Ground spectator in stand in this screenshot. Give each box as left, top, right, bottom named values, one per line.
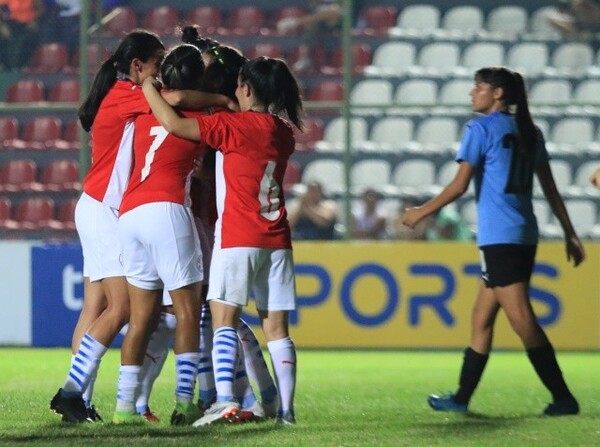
left=0, top=0, right=44, bottom=71
left=277, top=0, right=363, bottom=73
left=287, top=180, right=338, bottom=240
left=427, top=205, right=472, bottom=241
left=391, top=196, right=434, bottom=240
left=350, top=188, right=387, bottom=240
left=547, top=0, right=600, bottom=36
left=41, top=0, right=80, bottom=54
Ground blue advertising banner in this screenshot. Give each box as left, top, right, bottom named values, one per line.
left=31, top=244, right=125, bottom=347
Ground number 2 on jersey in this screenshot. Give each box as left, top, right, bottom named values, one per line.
left=140, top=126, right=169, bottom=182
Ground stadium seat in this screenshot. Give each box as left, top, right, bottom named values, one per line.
left=414, top=117, right=460, bottom=153
left=437, top=160, right=474, bottom=196
left=391, top=159, right=437, bottom=196
left=314, top=117, right=368, bottom=152
left=272, top=6, right=306, bottom=35
left=548, top=117, right=595, bottom=154
left=391, top=4, right=440, bottom=37
left=287, top=46, right=327, bottom=74
left=142, top=6, right=179, bottom=36
left=415, top=42, right=460, bottom=76
left=13, top=197, right=60, bottom=230
left=529, top=79, right=572, bottom=107
left=350, top=159, right=392, bottom=195
left=350, top=79, right=392, bottom=115
left=15, top=116, right=63, bottom=150
left=366, top=117, right=414, bottom=152
left=0, top=196, right=17, bottom=229
left=103, top=6, right=138, bottom=37
left=69, top=43, right=111, bottom=73
left=293, top=117, right=324, bottom=152
left=363, top=41, right=416, bottom=77
left=393, top=79, right=438, bottom=109
left=185, top=6, right=222, bottom=35
left=283, top=160, right=302, bottom=194
left=301, top=159, right=345, bottom=195
left=551, top=42, right=594, bottom=75
left=573, top=79, right=600, bottom=106
left=57, top=198, right=78, bottom=230
left=440, top=6, right=485, bottom=36
left=358, top=6, right=398, bottom=35
left=48, top=79, right=80, bottom=103
left=571, top=160, right=600, bottom=196
left=23, top=42, right=69, bottom=74
left=0, top=159, right=40, bottom=192
left=0, top=116, right=19, bottom=148
left=308, top=81, right=344, bottom=102
left=486, top=6, right=529, bottom=36
left=321, top=44, right=372, bottom=76
left=222, top=6, right=267, bottom=36
left=505, top=42, right=549, bottom=76
left=527, top=6, right=562, bottom=38
left=39, top=160, right=81, bottom=192
left=439, top=79, right=473, bottom=106
left=544, top=199, right=596, bottom=238
left=59, top=120, right=82, bottom=151
left=460, top=42, right=505, bottom=71
left=5, top=80, right=45, bottom=103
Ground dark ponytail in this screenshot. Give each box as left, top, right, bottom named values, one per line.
left=161, top=44, right=204, bottom=91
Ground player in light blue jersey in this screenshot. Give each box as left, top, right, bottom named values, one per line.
left=402, top=66, right=585, bottom=416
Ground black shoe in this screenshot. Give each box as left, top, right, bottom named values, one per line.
left=543, top=397, right=579, bottom=416
left=50, top=388, right=92, bottom=423
left=87, top=405, right=103, bottom=422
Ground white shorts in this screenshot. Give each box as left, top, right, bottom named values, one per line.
left=207, top=247, right=296, bottom=311
left=75, top=192, right=124, bottom=281
left=119, top=202, right=203, bottom=291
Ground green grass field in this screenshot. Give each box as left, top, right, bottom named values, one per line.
left=0, top=348, right=598, bottom=446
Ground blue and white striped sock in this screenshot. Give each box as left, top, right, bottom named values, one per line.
left=62, top=333, right=107, bottom=394
left=197, top=304, right=215, bottom=409
left=175, top=352, right=201, bottom=404
left=212, top=326, right=238, bottom=403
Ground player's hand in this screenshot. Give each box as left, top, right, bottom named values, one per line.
left=566, top=234, right=585, bottom=267
left=402, top=207, right=424, bottom=229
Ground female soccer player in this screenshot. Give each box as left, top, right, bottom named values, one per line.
left=402, top=67, right=584, bottom=416
left=50, top=30, right=166, bottom=424
left=142, top=56, right=303, bottom=425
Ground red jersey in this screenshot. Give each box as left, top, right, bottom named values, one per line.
left=82, top=80, right=150, bottom=209
left=195, top=110, right=295, bottom=249
left=120, top=111, right=207, bottom=215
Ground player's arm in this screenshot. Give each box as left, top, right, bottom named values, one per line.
left=142, top=78, right=201, bottom=141
left=162, top=90, right=239, bottom=112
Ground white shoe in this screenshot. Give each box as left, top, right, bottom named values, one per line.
left=192, top=401, right=240, bottom=427
left=277, top=17, right=300, bottom=34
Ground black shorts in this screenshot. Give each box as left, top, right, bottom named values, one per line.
left=479, top=244, right=537, bottom=288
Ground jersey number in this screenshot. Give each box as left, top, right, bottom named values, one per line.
left=140, top=126, right=169, bottom=182
left=259, top=161, right=282, bottom=221
left=503, top=133, right=534, bottom=195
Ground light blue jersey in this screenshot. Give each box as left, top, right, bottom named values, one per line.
left=456, top=111, right=549, bottom=247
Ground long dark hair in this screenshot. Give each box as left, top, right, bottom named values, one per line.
left=474, top=67, right=537, bottom=156
left=161, top=44, right=204, bottom=91
left=78, top=30, right=165, bottom=132
left=239, top=56, right=304, bottom=131
left=180, top=25, right=220, bottom=53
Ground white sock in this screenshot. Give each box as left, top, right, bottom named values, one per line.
left=267, top=337, right=296, bottom=415
left=63, top=333, right=107, bottom=394
left=233, top=345, right=257, bottom=409
left=116, top=364, right=141, bottom=413
left=212, top=326, right=238, bottom=403
left=238, top=319, right=277, bottom=403
left=175, top=351, right=201, bottom=404
left=135, top=312, right=175, bottom=413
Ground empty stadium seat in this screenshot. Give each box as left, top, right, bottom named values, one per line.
left=550, top=42, right=594, bottom=75
left=460, top=42, right=505, bottom=71
left=13, top=197, right=60, bottom=230
left=23, top=42, right=69, bottom=74
left=14, top=116, right=63, bottom=150
left=59, top=120, right=82, bottom=151
left=573, top=79, right=600, bottom=106
left=5, top=80, right=45, bottom=103
left=321, top=44, right=372, bottom=76
left=413, top=117, right=460, bottom=153
left=301, top=159, right=345, bottom=195
left=350, top=79, right=392, bottom=115
left=0, top=116, right=19, bottom=148
left=534, top=159, right=573, bottom=197
left=0, top=159, right=40, bottom=192
left=527, top=6, right=562, bottom=38
left=273, top=6, right=306, bottom=35
left=314, top=117, right=368, bottom=152
left=529, top=79, right=572, bottom=107
left=363, top=41, right=416, bottom=77
left=69, top=44, right=111, bottom=73
left=414, top=42, right=460, bottom=76
left=308, top=81, right=344, bottom=102
left=440, top=5, right=485, bottom=37
left=544, top=199, right=597, bottom=238
left=390, top=4, right=440, bottom=37
left=505, top=42, right=549, bottom=76
left=438, top=79, right=473, bottom=107
left=142, top=6, right=179, bottom=35
left=366, top=117, right=414, bottom=152
left=350, top=159, right=392, bottom=194
left=186, top=6, right=222, bottom=35
left=57, top=198, right=78, bottom=230
left=245, top=43, right=283, bottom=59
left=548, top=117, right=595, bottom=154
left=391, top=159, right=437, bottom=196
left=39, top=160, right=81, bottom=192
left=437, top=160, right=474, bottom=196
left=486, top=6, right=529, bottom=36
left=293, top=117, right=324, bottom=152
left=222, top=6, right=267, bottom=36
left=0, top=196, right=17, bottom=229
left=48, top=79, right=80, bottom=103
left=103, top=6, right=138, bottom=37
left=393, top=79, right=438, bottom=110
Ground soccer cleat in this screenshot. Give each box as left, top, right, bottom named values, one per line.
left=543, top=397, right=580, bottom=416
left=139, top=407, right=161, bottom=423
left=238, top=400, right=265, bottom=422
left=170, top=402, right=203, bottom=426
left=112, top=410, right=141, bottom=424
left=86, top=405, right=103, bottom=422
left=427, top=393, right=468, bottom=413
left=191, top=401, right=240, bottom=427
left=50, top=388, right=92, bottom=423
left=262, top=398, right=279, bottom=419
left=276, top=410, right=296, bottom=425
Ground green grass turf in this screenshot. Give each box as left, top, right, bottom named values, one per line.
left=0, top=349, right=598, bottom=446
